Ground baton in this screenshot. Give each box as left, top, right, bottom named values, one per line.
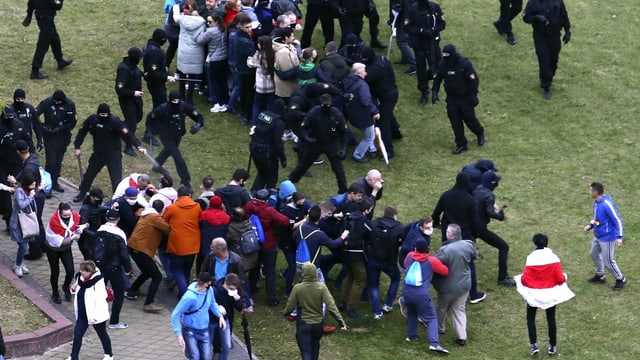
left=77, top=155, right=84, bottom=181
left=387, top=11, right=399, bottom=59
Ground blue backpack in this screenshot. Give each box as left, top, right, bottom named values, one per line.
left=404, top=260, right=424, bottom=287
left=295, top=227, right=320, bottom=271
left=249, top=214, right=265, bottom=243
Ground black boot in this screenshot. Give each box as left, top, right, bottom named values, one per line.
left=370, top=38, right=388, bottom=49
left=30, top=67, right=48, bottom=80
left=419, top=90, right=429, bottom=106
left=57, top=58, right=73, bottom=70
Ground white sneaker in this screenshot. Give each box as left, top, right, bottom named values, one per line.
left=21, top=264, right=29, bottom=274
left=103, top=355, right=114, bottom=360
left=14, top=265, right=23, bottom=278
left=108, top=322, right=128, bottom=329
left=65, top=357, right=71, bottom=360
left=373, top=313, right=383, bottom=320
left=217, top=104, right=228, bottom=112
left=382, top=304, right=393, bottom=313
left=210, top=104, right=221, bottom=113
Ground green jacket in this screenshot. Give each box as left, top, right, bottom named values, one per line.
left=283, top=263, right=345, bottom=327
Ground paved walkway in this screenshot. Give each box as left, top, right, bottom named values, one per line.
left=0, top=179, right=254, bottom=360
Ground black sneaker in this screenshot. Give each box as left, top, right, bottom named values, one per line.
left=404, top=67, right=417, bottom=75
left=64, top=288, right=72, bottom=302
left=30, top=72, right=48, bottom=80
left=529, top=343, right=539, bottom=356
left=57, top=58, right=73, bottom=70
left=498, top=278, right=516, bottom=287
left=543, top=87, right=552, bottom=100
left=124, top=290, right=138, bottom=300
left=548, top=345, right=557, bottom=355
left=469, top=292, right=487, bottom=304
left=73, top=193, right=85, bottom=203
left=506, top=32, right=517, bottom=45
left=51, top=293, right=62, bottom=304
left=588, top=274, right=606, bottom=283
left=452, top=145, right=468, bottom=155
left=613, top=277, right=627, bottom=291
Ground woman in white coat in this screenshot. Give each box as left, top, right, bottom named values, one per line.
left=173, top=0, right=206, bottom=104
left=66, top=260, right=114, bottom=360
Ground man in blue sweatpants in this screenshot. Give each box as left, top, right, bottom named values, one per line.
left=584, top=182, right=627, bottom=291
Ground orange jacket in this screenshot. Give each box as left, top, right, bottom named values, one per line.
left=163, top=196, right=202, bottom=256
left=128, top=209, right=170, bottom=258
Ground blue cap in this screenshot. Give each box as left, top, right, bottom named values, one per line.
left=124, top=186, right=139, bottom=198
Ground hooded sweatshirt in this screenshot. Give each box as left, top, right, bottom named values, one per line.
left=147, top=187, right=178, bottom=214
left=283, top=263, right=345, bottom=326
left=403, top=251, right=448, bottom=297
left=171, top=282, right=223, bottom=334
left=432, top=172, right=482, bottom=240
left=199, top=207, right=231, bottom=254
left=243, top=199, right=290, bottom=249
left=214, top=184, right=251, bottom=215
left=164, top=196, right=203, bottom=255
left=128, top=208, right=170, bottom=258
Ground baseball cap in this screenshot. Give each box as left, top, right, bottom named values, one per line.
left=106, top=209, right=120, bottom=219
left=124, top=186, right=139, bottom=198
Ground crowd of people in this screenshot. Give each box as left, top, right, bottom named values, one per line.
left=3, top=0, right=611, bottom=359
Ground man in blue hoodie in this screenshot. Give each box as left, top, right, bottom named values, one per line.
left=584, top=182, right=627, bottom=291
left=171, top=272, right=225, bottom=360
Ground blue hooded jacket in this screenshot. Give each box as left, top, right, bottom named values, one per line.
left=591, top=195, right=624, bottom=242
left=171, top=282, right=222, bottom=334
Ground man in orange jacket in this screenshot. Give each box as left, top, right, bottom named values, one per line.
left=163, top=186, right=202, bottom=297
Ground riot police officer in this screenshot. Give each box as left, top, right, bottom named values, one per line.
left=148, top=90, right=204, bottom=189
left=36, top=89, right=76, bottom=192
left=72, top=103, right=146, bottom=203
left=288, top=94, right=349, bottom=194
left=432, top=44, right=485, bottom=155
left=523, top=0, right=571, bottom=99
left=12, top=89, right=43, bottom=150
left=405, top=0, right=446, bottom=106
left=143, top=29, right=174, bottom=146
left=250, top=99, right=287, bottom=192
left=116, top=47, right=145, bottom=157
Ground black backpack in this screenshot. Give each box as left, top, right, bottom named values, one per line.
left=366, top=220, right=395, bottom=262
left=92, top=230, right=121, bottom=267
left=240, top=227, right=261, bottom=255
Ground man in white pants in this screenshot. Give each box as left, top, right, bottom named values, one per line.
left=584, top=182, right=627, bottom=291
left=432, top=224, right=477, bottom=346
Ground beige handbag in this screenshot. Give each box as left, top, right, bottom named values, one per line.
left=18, top=202, right=39, bottom=238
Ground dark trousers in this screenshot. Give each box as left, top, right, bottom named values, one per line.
left=119, top=98, right=143, bottom=150
left=32, top=16, right=63, bottom=70
left=253, top=248, right=277, bottom=304
left=156, top=135, right=191, bottom=186
left=252, top=92, right=275, bottom=126
left=296, top=322, right=324, bottom=360
left=147, top=82, right=168, bottom=110
left=282, top=248, right=296, bottom=296
left=446, top=97, right=484, bottom=147
left=497, top=0, right=523, bottom=33
left=168, top=253, right=195, bottom=297
left=533, top=33, right=562, bottom=89
left=165, top=35, right=178, bottom=70
left=364, top=2, right=380, bottom=39
left=404, top=292, right=439, bottom=345
left=178, top=72, right=199, bottom=105
left=300, top=3, right=335, bottom=49
left=70, top=320, right=112, bottom=360
left=527, top=305, right=556, bottom=347
left=45, top=247, right=74, bottom=295
left=28, top=191, right=46, bottom=256
left=44, top=138, right=68, bottom=185
left=250, top=144, right=279, bottom=191
left=396, top=25, right=416, bottom=66
left=129, top=249, right=162, bottom=305
left=339, top=13, right=365, bottom=47
left=78, top=152, right=122, bottom=194
left=289, top=145, right=348, bottom=194
left=101, top=266, right=125, bottom=324
left=477, top=228, right=510, bottom=281
left=469, top=260, right=481, bottom=298
left=414, top=46, right=441, bottom=92
left=378, top=90, right=398, bottom=156
left=207, top=60, right=229, bottom=105
left=239, top=73, right=256, bottom=121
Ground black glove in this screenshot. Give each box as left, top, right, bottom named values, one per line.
left=431, top=92, right=439, bottom=105
left=337, top=7, right=347, bottom=16
left=420, top=28, right=433, bottom=37
left=190, top=123, right=203, bottom=134
left=472, top=93, right=479, bottom=107
left=49, top=128, right=60, bottom=135
left=280, top=159, right=287, bottom=168
left=534, top=15, right=548, bottom=23
left=562, top=31, right=571, bottom=44
left=36, top=142, right=44, bottom=152
left=337, top=150, right=346, bottom=160
left=22, top=15, right=32, bottom=27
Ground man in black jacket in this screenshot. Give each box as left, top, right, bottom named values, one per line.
left=143, top=29, right=174, bottom=146
left=72, top=103, right=146, bottom=202
left=432, top=44, right=485, bottom=155
left=214, top=169, right=252, bottom=214
left=366, top=206, right=404, bottom=318
left=116, top=47, right=145, bottom=157
left=472, top=171, right=515, bottom=286
left=23, top=0, right=73, bottom=79
left=432, top=172, right=486, bottom=304
left=78, top=188, right=106, bottom=260
left=148, top=90, right=204, bottom=189
left=12, top=89, right=43, bottom=150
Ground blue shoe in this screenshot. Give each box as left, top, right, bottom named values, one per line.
left=429, top=344, right=450, bottom=354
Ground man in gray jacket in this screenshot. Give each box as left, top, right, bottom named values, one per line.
left=432, top=224, right=477, bottom=346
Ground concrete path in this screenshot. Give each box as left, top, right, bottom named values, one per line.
left=0, top=179, right=255, bottom=360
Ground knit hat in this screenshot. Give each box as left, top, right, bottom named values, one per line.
left=152, top=28, right=167, bottom=45
left=15, top=140, right=29, bottom=152
left=345, top=33, right=359, bottom=46
left=52, top=90, right=66, bottom=102
left=97, top=103, right=110, bottom=114
left=124, top=186, right=139, bottom=198
left=209, top=195, right=223, bottom=209
left=359, top=45, right=375, bottom=64
left=415, top=239, right=429, bottom=253
left=89, top=188, right=105, bottom=200
left=476, top=159, right=498, bottom=172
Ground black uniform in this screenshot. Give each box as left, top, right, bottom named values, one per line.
left=74, top=103, right=141, bottom=196
left=364, top=0, right=386, bottom=48
left=250, top=101, right=287, bottom=192
left=143, top=30, right=170, bottom=144
left=116, top=49, right=144, bottom=154
left=148, top=91, right=204, bottom=188
left=36, top=90, right=77, bottom=189
left=300, top=0, right=336, bottom=49
left=336, top=0, right=369, bottom=46
left=12, top=89, right=43, bottom=150
left=495, top=0, right=523, bottom=43
left=405, top=0, right=446, bottom=104
left=523, top=0, right=571, bottom=97
left=432, top=44, right=485, bottom=154
left=288, top=100, right=349, bottom=194
left=25, top=0, right=71, bottom=77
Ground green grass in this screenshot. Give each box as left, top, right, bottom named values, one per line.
left=1, top=0, right=640, bottom=358
left=0, top=276, right=51, bottom=335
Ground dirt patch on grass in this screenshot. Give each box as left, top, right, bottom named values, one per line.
left=0, top=276, right=51, bottom=336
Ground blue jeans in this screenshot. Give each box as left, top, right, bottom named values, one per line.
left=396, top=24, right=416, bottom=66
left=168, top=253, right=196, bottom=297
left=183, top=325, right=211, bottom=360
left=353, top=125, right=376, bottom=159
left=252, top=92, right=275, bottom=126
left=296, top=321, right=324, bottom=360
left=70, top=320, right=112, bottom=360
left=207, top=60, right=229, bottom=105
left=227, top=67, right=240, bottom=111
left=210, top=318, right=231, bottom=360
left=282, top=249, right=297, bottom=296
left=157, top=246, right=174, bottom=281
left=16, top=242, right=28, bottom=266
left=404, top=293, right=440, bottom=346
left=367, top=259, right=400, bottom=315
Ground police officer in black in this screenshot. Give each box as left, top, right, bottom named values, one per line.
left=148, top=90, right=204, bottom=189
left=405, top=0, right=446, bottom=106
left=494, top=0, right=523, bottom=45
left=116, top=47, right=145, bottom=157
left=336, top=0, right=369, bottom=47
left=72, top=103, right=146, bottom=203
left=432, top=44, right=485, bottom=155
left=36, top=89, right=76, bottom=192
left=288, top=94, right=349, bottom=194
left=143, top=29, right=175, bottom=146
left=12, top=89, right=43, bottom=151
left=523, top=0, right=571, bottom=100
left=300, top=0, right=335, bottom=49
left=250, top=99, right=287, bottom=192
left=23, top=0, right=73, bottom=79
left=78, top=188, right=106, bottom=260
left=364, top=0, right=387, bottom=49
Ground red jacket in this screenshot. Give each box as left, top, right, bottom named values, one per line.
left=243, top=199, right=290, bottom=249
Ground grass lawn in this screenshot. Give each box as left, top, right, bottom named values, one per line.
left=1, top=0, right=640, bottom=358
left=0, top=276, right=51, bottom=335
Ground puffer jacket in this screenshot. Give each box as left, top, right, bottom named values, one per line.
left=71, top=269, right=111, bottom=324
left=174, top=7, right=206, bottom=74
left=196, top=25, right=228, bottom=62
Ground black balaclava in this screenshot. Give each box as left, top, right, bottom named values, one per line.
left=97, top=103, right=110, bottom=120
left=127, top=47, right=143, bottom=66
left=443, top=44, right=460, bottom=67
left=169, top=90, right=181, bottom=111
left=152, top=29, right=167, bottom=46
left=13, top=89, right=26, bottom=109
left=319, top=93, right=332, bottom=112
left=52, top=90, right=66, bottom=104
left=2, top=105, right=16, bottom=121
